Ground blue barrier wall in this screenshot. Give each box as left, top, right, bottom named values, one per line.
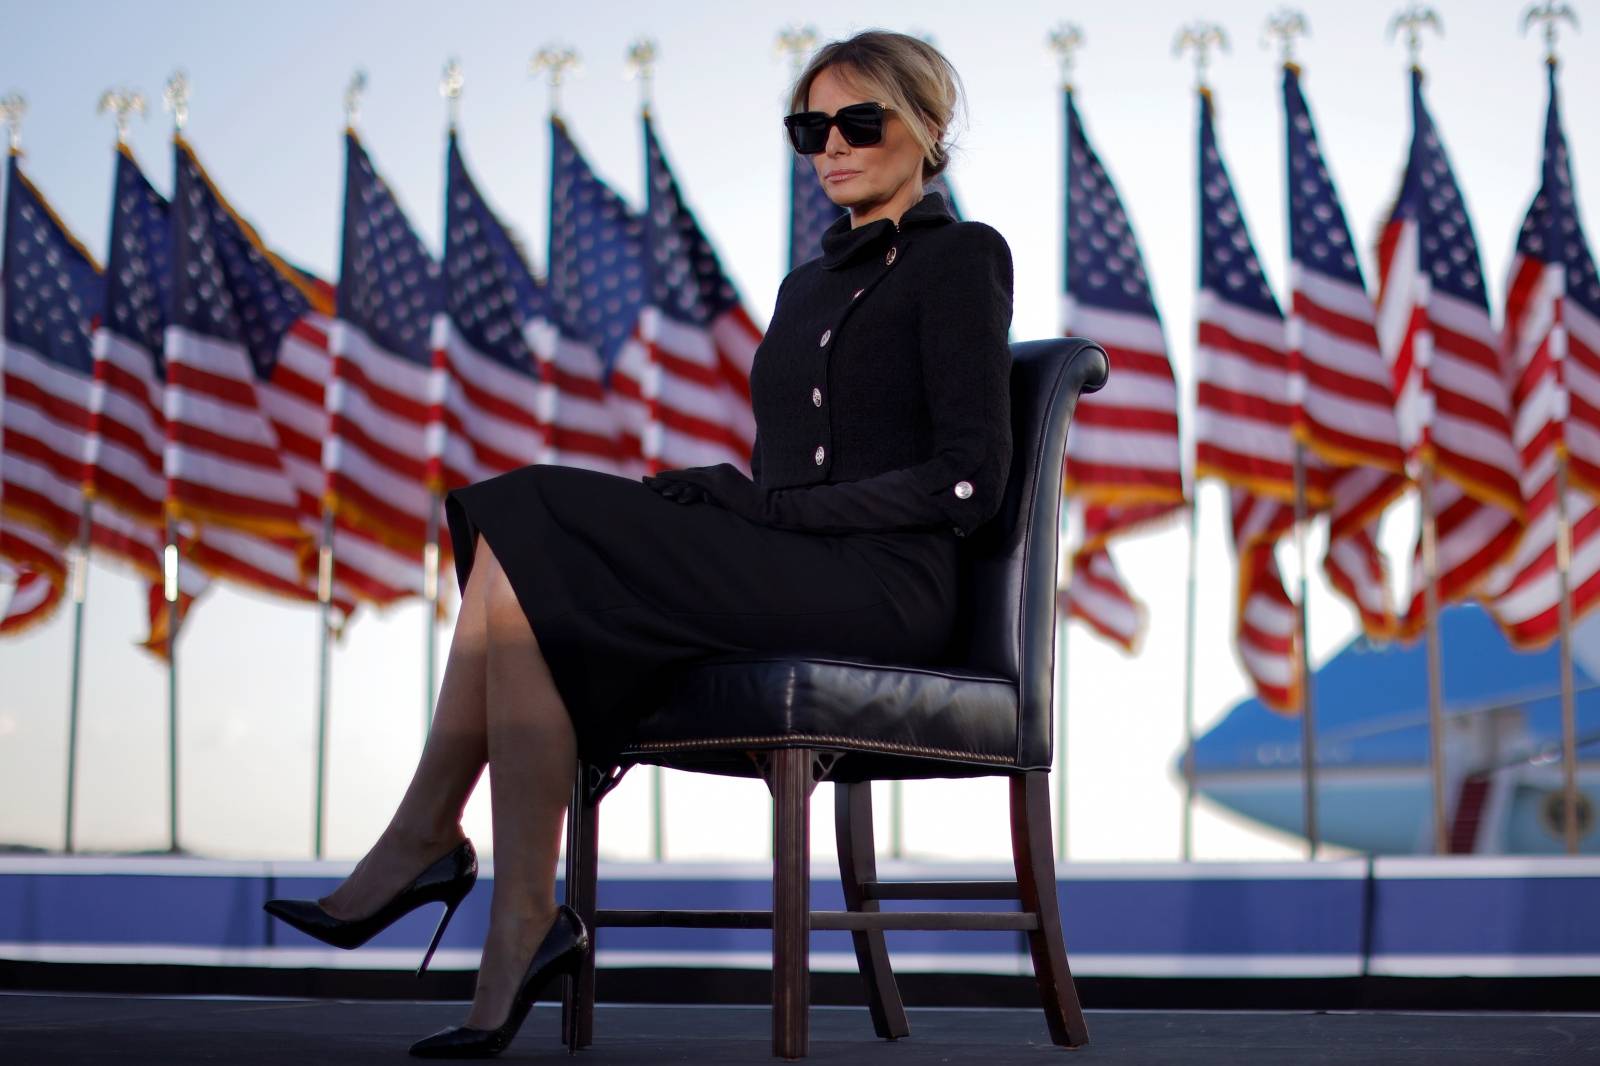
left=2, top=856, right=1595, bottom=978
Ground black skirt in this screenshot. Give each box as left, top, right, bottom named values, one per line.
left=443, top=463, right=960, bottom=768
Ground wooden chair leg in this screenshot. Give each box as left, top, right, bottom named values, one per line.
left=1010, top=771, right=1089, bottom=1047
left=834, top=781, right=910, bottom=1040
left=772, top=747, right=816, bottom=1059
left=561, top=761, right=600, bottom=1052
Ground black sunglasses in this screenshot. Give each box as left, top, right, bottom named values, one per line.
left=783, top=102, right=895, bottom=155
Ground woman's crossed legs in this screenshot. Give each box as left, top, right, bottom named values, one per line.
left=316, top=532, right=576, bottom=1030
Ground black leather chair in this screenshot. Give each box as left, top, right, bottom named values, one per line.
left=560, top=337, right=1110, bottom=1059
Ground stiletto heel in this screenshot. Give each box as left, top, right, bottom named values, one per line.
left=264, top=838, right=477, bottom=977
left=417, top=895, right=465, bottom=978
left=409, top=904, right=590, bottom=1059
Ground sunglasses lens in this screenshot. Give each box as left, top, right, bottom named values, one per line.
left=785, top=113, right=828, bottom=154
left=836, top=104, right=884, bottom=146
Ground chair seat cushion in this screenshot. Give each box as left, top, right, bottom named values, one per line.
left=620, top=655, right=1022, bottom=781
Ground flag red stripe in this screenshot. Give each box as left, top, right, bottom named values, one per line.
left=328, top=414, right=429, bottom=482
left=330, top=355, right=433, bottom=426
left=1195, top=381, right=1295, bottom=426
left=1071, top=403, right=1181, bottom=434
left=1197, top=320, right=1283, bottom=370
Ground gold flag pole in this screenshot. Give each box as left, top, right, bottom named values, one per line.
left=0, top=94, right=23, bottom=153
left=531, top=45, right=581, bottom=122
left=773, top=24, right=819, bottom=79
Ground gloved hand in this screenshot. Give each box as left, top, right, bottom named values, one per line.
left=643, top=463, right=767, bottom=522
left=644, top=474, right=714, bottom=505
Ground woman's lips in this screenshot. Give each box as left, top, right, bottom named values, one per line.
left=826, top=171, right=859, bottom=183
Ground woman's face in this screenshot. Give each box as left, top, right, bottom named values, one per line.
left=805, top=65, right=925, bottom=218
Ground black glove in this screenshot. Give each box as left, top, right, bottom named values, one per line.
left=643, top=464, right=767, bottom=522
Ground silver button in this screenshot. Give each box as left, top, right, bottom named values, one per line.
left=814, top=445, right=825, bottom=465
left=885, top=246, right=898, bottom=266
left=852, top=287, right=864, bottom=300
left=819, top=328, right=831, bottom=346
left=811, top=387, right=822, bottom=406
left=953, top=480, right=973, bottom=499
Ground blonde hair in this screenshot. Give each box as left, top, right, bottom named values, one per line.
left=785, top=30, right=967, bottom=184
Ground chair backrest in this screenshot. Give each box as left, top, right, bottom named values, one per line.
left=947, top=337, right=1109, bottom=768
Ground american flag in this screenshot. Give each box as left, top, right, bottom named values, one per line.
left=626, top=114, right=758, bottom=472
left=1060, top=541, right=1146, bottom=651
left=788, top=153, right=842, bottom=271
left=788, top=154, right=964, bottom=270
left=168, top=137, right=364, bottom=618
left=1230, top=490, right=1299, bottom=709
left=167, top=137, right=313, bottom=544
left=0, top=152, right=194, bottom=649
left=255, top=288, right=420, bottom=611
left=86, top=144, right=212, bottom=648
left=1375, top=69, right=1525, bottom=635
left=136, top=568, right=200, bottom=659
left=0, top=153, right=101, bottom=642
left=1, top=154, right=101, bottom=550
left=90, top=145, right=170, bottom=534
left=547, top=116, right=649, bottom=475
left=524, top=291, right=626, bottom=474
left=1058, top=87, right=1185, bottom=653
left=0, top=520, right=64, bottom=634
left=437, top=131, right=613, bottom=489
left=328, top=131, right=446, bottom=553
left=441, top=131, right=623, bottom=476
left=93, top=146, right=409, bottom=649
left=1191, top=89, right=1301, bottom=711
left=1482, top=63, right=1600, bottom=646
left=1282, top=65, right=1408, bottom=638
left=433, top=130, right=543, bottom=487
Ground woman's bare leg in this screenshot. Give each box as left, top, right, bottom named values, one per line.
left=313, top=530, right=577, bottom=1029
left=317, top=533, right=497, bottom=919
left=461, top=535, right=576, bottom=1028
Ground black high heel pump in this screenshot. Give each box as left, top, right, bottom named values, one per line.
left=263, top=837, right=477, bottom=977
left=408, top=904, right=590, bottom=1058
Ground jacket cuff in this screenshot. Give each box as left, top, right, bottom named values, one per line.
left=910, top=461, right=1004, bottom=537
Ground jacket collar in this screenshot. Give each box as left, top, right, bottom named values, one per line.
left=818, top=189, right=955, bottom=270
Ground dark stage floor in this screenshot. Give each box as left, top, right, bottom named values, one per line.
left=3, top=993, right=1599, bottom=1064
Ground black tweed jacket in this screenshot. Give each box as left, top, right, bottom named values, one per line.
left=653, top=189, right=1015, bottom=539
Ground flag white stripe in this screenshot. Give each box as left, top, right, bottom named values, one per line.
left=1059, top=300, right=1169, bottom=353
left=1195, top=409, right=1296, bottom=465
left=1068, top=428, right=1188, bottom=470
left=322, top=441, right=433, bottom=517
left=0, top=343, right=94, bottom=415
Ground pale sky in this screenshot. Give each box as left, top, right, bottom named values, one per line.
left=1, top=0, right=1596, bottom=865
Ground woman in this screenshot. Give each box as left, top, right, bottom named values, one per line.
left=264, top=29, right=1014, bottom=1058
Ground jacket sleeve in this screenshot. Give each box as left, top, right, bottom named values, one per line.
left=760, top=223, right=1015, bottom=537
